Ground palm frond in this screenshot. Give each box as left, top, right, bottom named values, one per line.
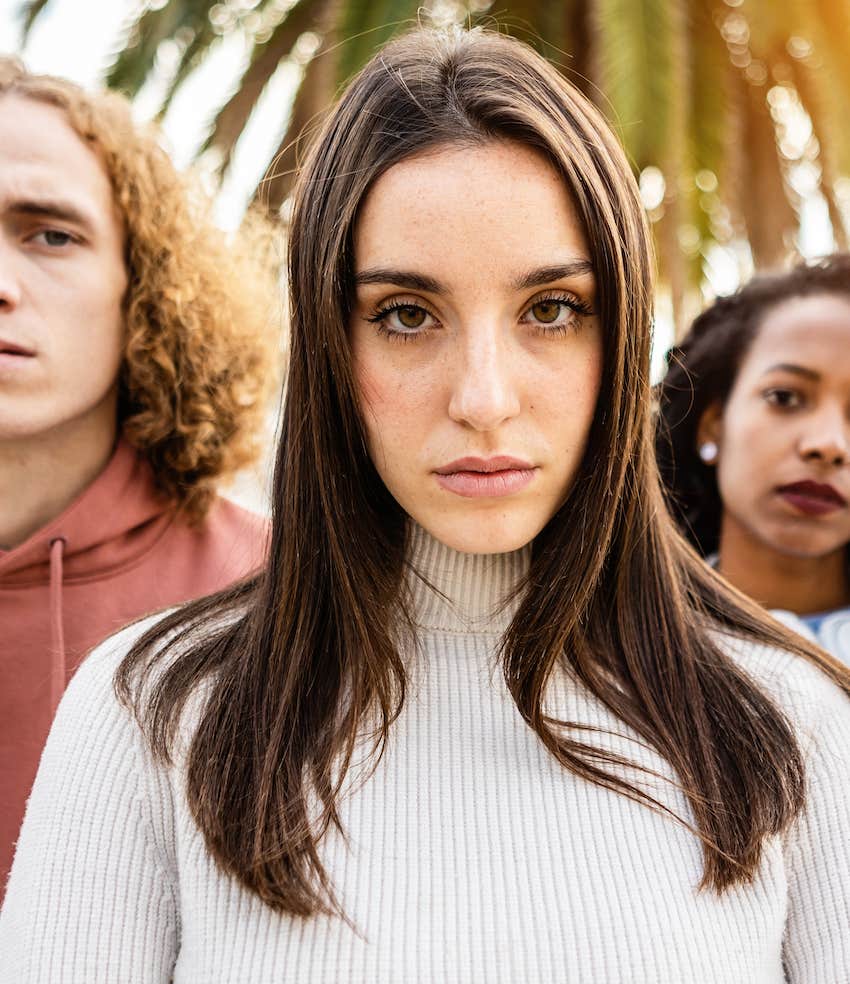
left=786, top=60, right=849, bottom=248
left=684, top=0, right=734, bottom=268
left=204, top=0, right=330, bottom=171
left=256, top=34, right=338, bottom=212
left=742, top=0, right=789, bottom=59
left=688, top=3, right=729, bottom=184
left=157, top=18, right=218, bottom=118
left=334, top=0, right=427, bottom=89
left=86, top=0, right=849, bottom=292
left=793, top=2, right=850, bottom=175
left=17, top=0, right=51, bottom=41
left=256, top=0, right=440, bottom=210
left=738, top=72, right=796, bottom=267
left=105, top=0, right=212, bottom=97
left=745, top=0, right=848, bottom=249
left=590, top=0, right=689, bottom=172
left=538, top=0, right=594, bottom=99
left=812, top=0, right=850, bottom=96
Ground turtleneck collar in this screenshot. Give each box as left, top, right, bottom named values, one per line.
left=405, top=523, right=531, bottom=634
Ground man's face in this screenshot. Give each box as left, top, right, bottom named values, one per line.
left=0, top=95, right=127, bottom=445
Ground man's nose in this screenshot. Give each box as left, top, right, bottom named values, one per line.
left=447, top=331, right=521, bottom=432
left=0, top=239, right=23, bottom=311
left=798, top=406, right=850, bottom=467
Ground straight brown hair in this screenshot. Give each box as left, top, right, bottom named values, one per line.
left=117, top=26, right=850, bottom=917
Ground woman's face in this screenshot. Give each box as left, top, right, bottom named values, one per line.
left=699, top=293, right=850, bottom=560
left=350, top=139, right=603, bottom=554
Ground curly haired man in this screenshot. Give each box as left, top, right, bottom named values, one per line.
left=0, top=59, right=280, bottom=893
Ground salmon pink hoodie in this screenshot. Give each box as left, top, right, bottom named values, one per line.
left=0, top=439, right=268, bottom=894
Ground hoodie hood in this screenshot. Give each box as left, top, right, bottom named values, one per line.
left=0, top=438, right=171, bottom=587
left=0, top=438, right=175, bottom=715
left=0, top=438, right=268, bottom=898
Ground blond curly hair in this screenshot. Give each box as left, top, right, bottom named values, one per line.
left=0, top=57, right=282, bottom=521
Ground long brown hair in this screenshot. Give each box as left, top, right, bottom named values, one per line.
left=117, top=27, right=850, bottom=917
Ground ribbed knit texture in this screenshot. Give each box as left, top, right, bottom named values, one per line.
left=2, top=526, right=849, bottom=982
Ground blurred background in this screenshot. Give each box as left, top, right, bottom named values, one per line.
left=3, top=0, right=849, bottom=508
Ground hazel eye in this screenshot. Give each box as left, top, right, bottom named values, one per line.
left=520, top=292, right=591, bottom=333
left=530, top=300, right=562, bottom=324
left=371, top=302, right=438, bottom=337
left=395, top=305, right=427, bottom=329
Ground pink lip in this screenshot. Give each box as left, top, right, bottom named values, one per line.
left=777, top=480, right=847, bottom=517
left=0, top=339, right=35, bottom=357
left=434, top=456, right=537, bottom=499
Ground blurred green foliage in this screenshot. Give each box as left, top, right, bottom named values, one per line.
left=20, top=0, right=850, bottom=327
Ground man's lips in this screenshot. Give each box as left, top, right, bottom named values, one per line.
left=777, top=480, right=847, bottom=517
left=434, top=456, right=537, bottom=498
left=0, top=339, right=35, bottom=357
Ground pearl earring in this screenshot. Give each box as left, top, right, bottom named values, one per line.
left=698, top=441, right=718, bottom=464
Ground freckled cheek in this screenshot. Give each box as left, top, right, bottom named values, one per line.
left=355, top=345, right=436, bottom=409
left=538, top=348, right=603, bottom=429
left=355, top=361, right=408, bottom=417
left=353, top=362, right=382, bottom=415
left=353, top=359, right=437, bottom=460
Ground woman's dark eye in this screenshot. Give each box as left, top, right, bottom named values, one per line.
left=367, top=301, right=437, bottom=338
left=530, top=300, right=563, bottom=324
left=395, top=305, right=427, bottom=329
left=765, top=388, right=802, bottom=409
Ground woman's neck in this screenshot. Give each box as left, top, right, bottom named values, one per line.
left=406, top=524, right=531, bottom=633
left=717, top=515, right=850, bottom=615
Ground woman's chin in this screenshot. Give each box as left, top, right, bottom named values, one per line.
left=412, top=511, right=544, bottom=555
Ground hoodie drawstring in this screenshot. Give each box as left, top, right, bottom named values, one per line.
left=49, top=536, right=67, bottom=712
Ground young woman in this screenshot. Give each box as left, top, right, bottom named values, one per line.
left=2, top=27, right=848, bottom=983
left=656, top=257, right=850, bottom=663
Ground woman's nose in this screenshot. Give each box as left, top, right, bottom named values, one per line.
left=447, top=331, right=521, bottom=432
left=798, top=408, right=850, bottom=467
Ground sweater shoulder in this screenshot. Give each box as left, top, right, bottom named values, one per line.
left=0, top=612, right=182, bottom=978
left=716, top=631, right=850, bottom=738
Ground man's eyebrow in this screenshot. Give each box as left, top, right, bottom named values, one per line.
left=763, top=362, right=821, bottom=381
left=353, top=259, right=595, bottom=295
left=9, top=198, right=96, bottom=232
left=511, top=260, right=594, bottom=291
left=353, top=268, right=446, bottom=294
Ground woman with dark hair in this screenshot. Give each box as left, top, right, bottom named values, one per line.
left=656, top=256, right=850, bottom=663
left=2, top=27, right=848, bottom=982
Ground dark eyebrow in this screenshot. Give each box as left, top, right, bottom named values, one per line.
left=763, top=362, right=821, bottom=382
left=353, top=259, right=595, bottom=295
left=9, top=199, right=96, bottom=233
left=511, top=260, right=594, bottom=291
left=353, top=268, right=446, bottom=293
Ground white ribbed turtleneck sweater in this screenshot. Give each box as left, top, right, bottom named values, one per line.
left=2, top=529, right=849, bottom=983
